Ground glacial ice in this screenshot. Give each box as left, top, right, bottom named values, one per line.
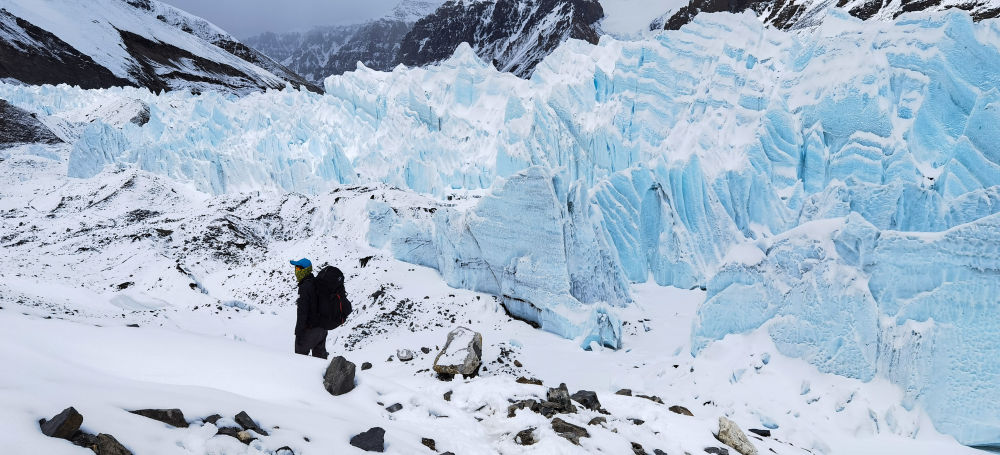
left=2, top=9, right=999, bottom=445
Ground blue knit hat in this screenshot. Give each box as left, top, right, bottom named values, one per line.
left=289, top=258, right=312, bottom=268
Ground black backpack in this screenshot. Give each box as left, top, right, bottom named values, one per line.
left=314, top=266, right=352, bottom=330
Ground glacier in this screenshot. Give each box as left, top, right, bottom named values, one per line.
left=2, top=9, right=1000, bottom=446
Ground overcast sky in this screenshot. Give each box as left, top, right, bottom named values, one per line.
left=165, top=0, right=399, bottom=38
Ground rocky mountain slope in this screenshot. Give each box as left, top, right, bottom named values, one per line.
left=0, top=0, right=319, bottom=95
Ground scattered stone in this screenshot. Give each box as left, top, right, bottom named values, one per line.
left=513, top=360, right=523, bottom=368
left=385, top=403, right=403, bottom=413
left=397, top=349, right=414, bottom=362
left=129, top=409, right=188, bottom=428
left=361, top=362, right=373, bottom=370
left=654, top=450, right=668, bottom=455
left=551, top=418, right=590, bottom=445
left=545, top=383, right=576, bottom=413
left=203, top=414, right=222, bottom=425
left=443, top=391, right=452, bottom=401
left=705, top=448, right=730, bottom=455
left=216, top=427, right=242, bottom=440
left=275, top=446, right=295, bottom=455
left=570, top=390, right=601, bottom=411
left=629, top=418, right=645, bottom=425
left=420, top=347, right=431, bottom=354
left=421, top=437, right=436, bottom=451
left=715, top=417, right=757, bottom=455
left=615, top=389, right=632, bottom=396
left=507, top=400, right=536, bottom=418
left=516, top=376, right=543, bottom=385
left=632, top=442, right=648, bottom=455
left=514, top=428, right=537, bottom=445
left=350, top=427, right=386, bottom=452
left=669, top=405, right=694, bottom=416
left=95, top=433, right=132, bottom=455
left=234, top=411, right=268, bottom=436
left=637, top=394, right=664, bottom=404
left=323, top=356, right=357, bottom=396
left=433, top=327, right=483, bottom=378
left=40, top=407, right=83, bottom=439
left=587, top=416, right=607, bottom=426
left=236, top=430, right=256, bottom=444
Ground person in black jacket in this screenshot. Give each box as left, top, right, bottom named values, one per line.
left=290, top=258, right=329, bottom=359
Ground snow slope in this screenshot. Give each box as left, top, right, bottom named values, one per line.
left=1, top=7, right=999, bottom=448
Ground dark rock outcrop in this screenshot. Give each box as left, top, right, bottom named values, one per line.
left=324, top=356, right=357, bottom=396
left=350, top=427, right=386, bottom=452
left=129, top=408, right=188, bottom=428
left=39, top=407, right=83, bottom=440
left=234, top=411, right=268, bottom=436
left=0, top=100, right=62, bottom=147
left=551, top=417, right=589, bottom=445
left=570, top=390, right=601, bottom=411
left=95, top=433, right=132, bottom=455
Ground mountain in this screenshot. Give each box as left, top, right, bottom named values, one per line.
left=662, top=0, right=1000, bottom=30
left=0, top=0, right=320, bottom=95
left=244, top=0, right=445, bottom=84
left=398, top=0, right=605, bottom=77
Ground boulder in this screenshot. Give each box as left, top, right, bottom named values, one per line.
left=129, top=409, right=188, bottom=428
left=669, top=405, right=693, bottom=416
left=705, top=448, right=730, bottom=455
left=551, top=418, right=589, bottom=445
left=615, top=389, right=632, bottom=396
left=397, top=349, right=414, bottom=362
left=71, top=431, right=98, bottom=449
left=234, top=411, right=268, bottom=436
left=96, top=433, right=132, bottom=455
left=507, top=400, right=536, bottom=418
left=632, top=442, right=647, bottom=455
left=637, top=394, right=663, bottom=404
left=236, top=430, right=256, bottom=445
left=350, top=427, right=386, bottom=452
left=361, top=362, right=373, bottom=370
left=570, top=390, right=601, bottom=411
left=432, top=327, right=483, bottom=377
left=323, top=356, right=357, bottom=396
left=514, top=428, right=537, bottom=445
left=547, top=383, right=575, bottom=412
left=385, top=403, right=403, bottom=413
left=516, top=376, right=543, bottom=385
left=748, top=428, right=771, bottom=437
left=421, top=437, right=436, bottom=451
left=588, top=416, right=607, bottom=426
left=40, top=407, right=83, bottom=440
left=715, top=417, right=757, bottom=455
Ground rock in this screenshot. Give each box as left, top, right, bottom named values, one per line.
left=570, top=390, right=601, bottom=411
left=234, top=411, right=268, bottom=436
left=546, top=383, right=576, bottom=413
left=397, top=349, right=414, bottom=361
left=507, top=400, right=536, bottom=418
left=632, top=442, right=647, bottom=455
left=216, top=427, right=242, bottom=440
left=421, top=437, right=436, bottom=451
left=96, top=433, right=132, bottom=455
left=443, top=391, right=452, bottom=401
left=531, top=401, right=563, bottom=418
left=588, top=416, right=607, bottom=426
left=421, top=347, right=431, bottom=354
left=275, top=446, right=295, bottom=455
left=551, top=418, right=590, bottom=445
left=203, top=414, right=222, bottom=425
left=71, top=431, right=98, bottom=449
left=323, top=356, right=357, bottom=396
left=629, top=418, right=645, bottom=425
left=637, top=394, right=664, bottom=404
left=236, top=430, right=256, bottom=445
left=385, top=403, right=403, bottom=413
left=669, top=405, right=694, bottom=416
left=515, top=376, right=543, bottom=385
left=361, top=362, right=373, bottom=370
left=748, top=428, right=771, bottom=438
left=350, top=427, right=386, bottom=452
left=615, top=389, right=632, bottom=396
left=432, top=327, right=483, bottom=377
left=513, top=360, right=523, bottom=368
left=654, top=450, right=668, bottom=455
left=40, top=407, right=83, bottom=440
left=705, top=448, right=730, bottom=455
left=129, top=409, right=188, bottom=428
left=514, top=428, right=537, bottom=445
left=715, top=417, right=757, bottom=455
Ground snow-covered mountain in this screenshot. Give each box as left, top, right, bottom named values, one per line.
left=0, top=0, right=320, bottom=95
left=244, top=0, right=446, bottom=84
left=398, top=0, right=605, bottom=77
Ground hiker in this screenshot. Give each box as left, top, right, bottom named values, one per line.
left=291, top=258, right=328, bottom=359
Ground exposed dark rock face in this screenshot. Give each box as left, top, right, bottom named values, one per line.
left=0, top=9, right=131, bottom=89
left=350, top=427, right=386, bottom=452
left=210, top=39, right=321, bottom=93
left=398, top=0, right=604, bottom=78
left=320, top=19, right=413, bottom=77
left=129, top=408, right=189, bottom=428
left=0, top=100, right=62, bottom=146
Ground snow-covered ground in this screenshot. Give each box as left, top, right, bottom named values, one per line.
left=0, top=142, right=987, bottom=454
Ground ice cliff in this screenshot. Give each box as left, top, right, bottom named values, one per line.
left=2, top=9, right=999, bottom=446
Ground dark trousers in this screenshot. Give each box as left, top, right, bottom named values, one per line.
left=294, top=327, right=329, bottom=359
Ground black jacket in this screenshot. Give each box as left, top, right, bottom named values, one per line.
left=295, top=274, right=319, bottom=336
